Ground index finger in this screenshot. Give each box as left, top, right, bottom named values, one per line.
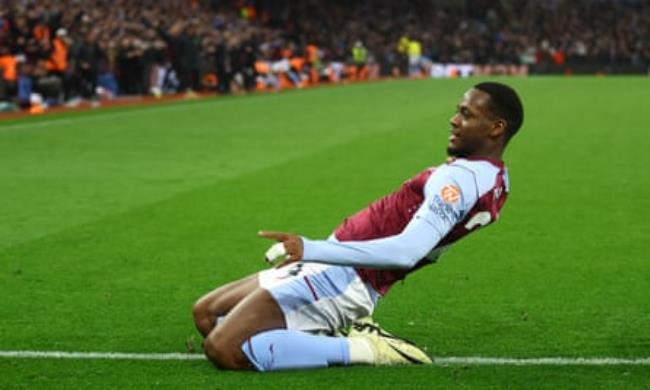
left=258, top=230, right=290, bottom=241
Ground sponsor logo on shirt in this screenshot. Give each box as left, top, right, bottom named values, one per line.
left=441, top=184, right=461, bottom=204
left=429, top=195, right=461, bottom=224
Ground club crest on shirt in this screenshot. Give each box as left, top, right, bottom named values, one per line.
left=441, top=184, right=461, bottom=204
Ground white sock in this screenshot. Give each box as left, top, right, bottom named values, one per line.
left=347, top=337, right=375, bottom=364
left=242, top=330, right=350, bottom=371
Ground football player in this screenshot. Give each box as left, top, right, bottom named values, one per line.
left=193, top=82, right=524, bottom=371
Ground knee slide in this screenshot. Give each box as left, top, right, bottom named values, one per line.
left=203, top=336, right=250, bottom=370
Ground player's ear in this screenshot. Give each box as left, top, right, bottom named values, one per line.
left=489, top=119, right=506, bottom=139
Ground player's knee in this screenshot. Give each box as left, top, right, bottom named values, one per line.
left=192, top=299, right=203, bottom=323
left=192, top=299, right=212, bottom=336
left=203, top=336, right=246, bottom=370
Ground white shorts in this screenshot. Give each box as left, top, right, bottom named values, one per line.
left=259, top=262, right=380, bottom=334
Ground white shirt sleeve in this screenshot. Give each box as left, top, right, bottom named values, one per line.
left=301, top=165, right=478, bottom=269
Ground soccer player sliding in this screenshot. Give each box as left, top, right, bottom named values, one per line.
left=193, top=82, right=524, bottom=371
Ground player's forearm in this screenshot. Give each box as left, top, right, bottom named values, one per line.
left=301, top=221, right=441, bottom=269
left=301, top=238, right=425, bottom=268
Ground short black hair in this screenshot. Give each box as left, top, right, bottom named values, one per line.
left=474, top=82, right=524, bottom=141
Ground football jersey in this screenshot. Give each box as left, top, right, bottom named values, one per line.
left=302, top=157, right=509, bottom=295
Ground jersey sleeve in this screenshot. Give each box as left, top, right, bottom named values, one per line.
left=416, top=164, right=478, bottom=236
left=301, top=165, right=478, bottom=269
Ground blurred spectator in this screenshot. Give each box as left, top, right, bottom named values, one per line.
left=407, top=38, right=423, bottom=77
left=0, top=45, right=18, bottom=100
left=351, top=41, right=368, bottom=80
left=34, top=58, right=63, bottom=106
left=75, top=29, right=104, bottom=99
left=214, top=33, right=232, bottom=94
left=46, top=28, right=68, bottom=97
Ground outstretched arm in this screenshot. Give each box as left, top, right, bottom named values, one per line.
left=259, top=215, right=440, bottom=269
left=259, top=165, right=477, bottom=269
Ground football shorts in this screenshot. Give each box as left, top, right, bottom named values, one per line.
left=259, top=262, right=380, bottom=334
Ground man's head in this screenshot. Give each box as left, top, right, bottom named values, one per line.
left=447, top=82, right=523, bottom=158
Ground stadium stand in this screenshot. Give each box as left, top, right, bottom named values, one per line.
left=0, top=0, right=648, bottom=112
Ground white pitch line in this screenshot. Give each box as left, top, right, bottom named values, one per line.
left=433, top=356, right=650, bottom=366
left=0, top=351, right=205, bottom=361
left=1, top=351, right=649, bottom=365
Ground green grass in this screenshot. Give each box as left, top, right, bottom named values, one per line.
left=1, top=77, right=649, bottom=388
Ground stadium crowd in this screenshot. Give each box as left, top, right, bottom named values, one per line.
left=0, top=0, right=648, bottom=111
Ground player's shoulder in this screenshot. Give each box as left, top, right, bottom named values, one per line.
left=422, top=162, right=473, bottom=198
left=446, top=157, right=508, bottom=194
left=447, top=157, right=504, bottom=174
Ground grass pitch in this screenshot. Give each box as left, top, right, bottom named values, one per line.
left=1, top=77, right=649, bottom=388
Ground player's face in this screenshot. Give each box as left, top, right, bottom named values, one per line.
left=447, top=89, right=499, bottom=158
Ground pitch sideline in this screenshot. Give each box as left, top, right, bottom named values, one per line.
left=1, top=350, right=649, bottom=366
left=0, top=92, right=287, bottom=132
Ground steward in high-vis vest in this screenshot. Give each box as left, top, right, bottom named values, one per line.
left=351, top=41, right=368, bottom=80
left=0, top=48, right=17, bottom=100
left=47, top=29, right=69, bottom=75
